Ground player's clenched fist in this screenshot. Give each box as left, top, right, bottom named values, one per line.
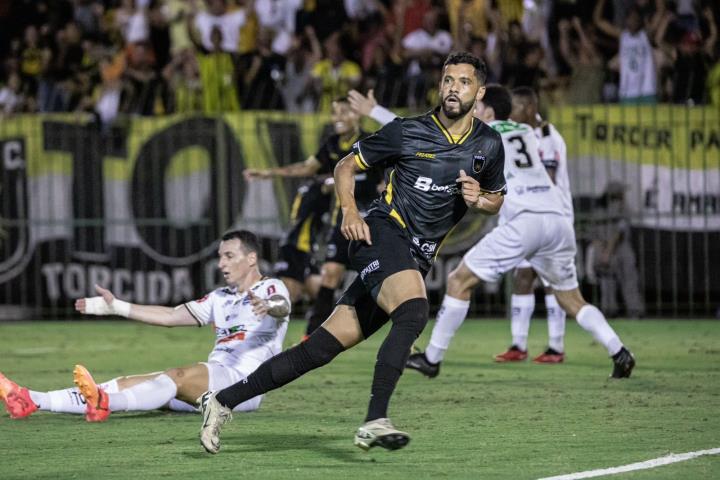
left=341, top=209, right=372, bottom=245
left=456, top=169, right=482, bottom=207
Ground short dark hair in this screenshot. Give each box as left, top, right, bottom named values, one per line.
left=511, top=86, right=537, bottom=102
left=221, top=230, right=261, bottom=254
left=443, top=52, right=488, bottom=84
left=481, top=84, right=513, bottom=121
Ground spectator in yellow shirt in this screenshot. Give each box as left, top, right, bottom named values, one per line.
left=311, top=32, right=361, bottom=111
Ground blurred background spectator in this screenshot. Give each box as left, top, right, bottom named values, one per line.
left=0, top=0, right=717, bottom=118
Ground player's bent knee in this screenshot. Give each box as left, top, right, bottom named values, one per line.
left=321, top=263, right=345, bottom=287
left=305, top=327, right=346, bottom=365
left=447, top=263, right=480, bottom=297
left=513, top=268, right=535, bottom=294
left=391, top=297, right=430, bottom=336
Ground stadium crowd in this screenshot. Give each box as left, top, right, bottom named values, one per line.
left=0, top=0, right=719, bottom=120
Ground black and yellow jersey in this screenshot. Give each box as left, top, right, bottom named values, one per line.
left=282, top=181, right=330, bottom=253
left=352, top=108, right=506, bottom=265
left=317, top=130, right=383, bottom=227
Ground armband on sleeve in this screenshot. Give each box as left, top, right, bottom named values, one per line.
left=266, top=294, right=291, bottom=318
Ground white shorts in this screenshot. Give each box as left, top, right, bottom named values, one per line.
left=463, top=212, right=578, bottom=291
left=515, top=259, right=550, bottom=287
left=208, top=340, right=278, bottom=411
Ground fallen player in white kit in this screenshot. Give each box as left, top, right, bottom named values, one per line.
left=0, top=230, right=291, bottom=421
left=406, top=85, right=636, bottom=379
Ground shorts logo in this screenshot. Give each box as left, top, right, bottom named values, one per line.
left=360, top=260, right=380, bottom=280
left=473, top=150, right=486, bottom=173
left=415, top=152, right=436, bottom=159
left=266, top=285, right=276, bottom=295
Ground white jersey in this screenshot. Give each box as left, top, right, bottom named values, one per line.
left=536, top=122, right=573, bottom=220
left=490, top=120, right=565, bottom=223
left=619, top=30, right=656, bottom=99
left=184, top=277, right=290, bottom=367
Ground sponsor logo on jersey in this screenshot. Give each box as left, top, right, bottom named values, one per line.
left=413, top=176, right=460, bottom=194
left=472, top=150, right=486, bottom=173
left=360, top=260, right=380, bottom=280
left=412, top=237, right=437, bottom=255
left=415, top=152, right=436, bottom=159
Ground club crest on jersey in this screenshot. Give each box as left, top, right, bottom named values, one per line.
left=472, top=151, right=486, bottom=173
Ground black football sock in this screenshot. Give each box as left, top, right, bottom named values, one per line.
left=366, top=298, right=429, bottom=422
left=215, top=327, right=344, bottom=409
left=305, top=286, right=335, bottom=335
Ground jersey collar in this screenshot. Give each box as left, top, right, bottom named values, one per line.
left=431, top=108, right=474, bottom=145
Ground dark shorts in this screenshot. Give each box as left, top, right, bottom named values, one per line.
left=336, top=215, right=428, bottom=338
left=324, top=225, right=350, bottom=266
left=274, top=244, right=318, bottom=283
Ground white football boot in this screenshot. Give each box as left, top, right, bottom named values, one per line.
left=354, top=417, right=410, bottom=451
left=198, top=391, right=233, bottom=454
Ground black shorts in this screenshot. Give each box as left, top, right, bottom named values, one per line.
left=274, top=244, right=318, bottom=283
left=324, top=225, right=350, bottom=266
left=336, top=215, right=429, bottom=338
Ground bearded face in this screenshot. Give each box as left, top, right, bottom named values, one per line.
left=438, top=63, right=481, bottom=120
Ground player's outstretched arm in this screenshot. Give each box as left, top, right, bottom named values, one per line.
left=335, top=153, right=372, bottom=244
left=244, top=156, right=322, bottom=180
left=456, top=169, right=504, bottom=214
left=75, top=285, right=198, bottom=327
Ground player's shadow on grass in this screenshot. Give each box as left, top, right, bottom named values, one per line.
left=183, top=433, right=366, bottom=462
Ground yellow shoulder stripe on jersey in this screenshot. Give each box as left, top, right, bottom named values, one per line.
left=354, top=153, right=369, bottom=170
left=384, top=169, right=395, bottom=204
left=389, top=208, right=406, bottom=228
left=339, top=132, right=360, bottom=152
left=296, top=216, right=313, bottom=253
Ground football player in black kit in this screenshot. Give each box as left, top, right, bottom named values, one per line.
left=199, top=52, right=506, bottom=454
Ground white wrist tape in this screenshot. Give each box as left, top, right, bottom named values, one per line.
left=84, top=296, right=131, bottom=317
left=112, top=299, right=131, bottom=317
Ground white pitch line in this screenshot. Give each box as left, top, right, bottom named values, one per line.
left=537, top=447, right=720, bottom=480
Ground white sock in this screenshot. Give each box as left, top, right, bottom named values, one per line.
left=425, top=295, right=470, bottom=364
left=545, top=294, right=566, bottom=353
left=28, top=391, right=51, bottom=410
left=33, top=388, right=86, bottom=414
left=576, top=304, right=623, bottom=356
left=167, top=398, right=197, bottom=412
left=29, top=378, right=121, bottom=414
left=511, top=294, right=535, bottom=351
left=108, top=374, right=177, bottom=412
left=100, top=379, right=120, bottom=394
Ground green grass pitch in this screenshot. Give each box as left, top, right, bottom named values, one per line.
left=1, top=318, right=719, bottom=479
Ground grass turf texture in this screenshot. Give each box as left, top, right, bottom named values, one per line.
left=1, top=319, right=718, bottom=480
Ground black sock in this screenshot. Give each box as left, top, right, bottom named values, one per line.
left=306, top=286, right=335, bottom=335
left=366, top=298, right=429, bottom=422
left=215, top=327, right=345, bottom=409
